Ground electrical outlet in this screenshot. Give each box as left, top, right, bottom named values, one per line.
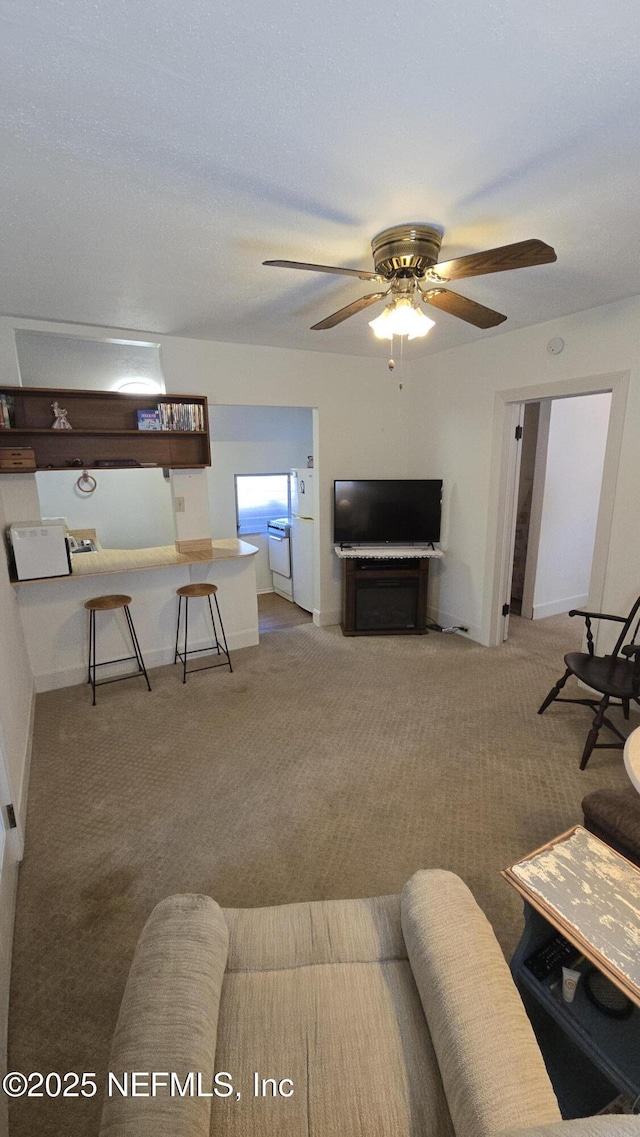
left=174, top=496, right=185, bottom=513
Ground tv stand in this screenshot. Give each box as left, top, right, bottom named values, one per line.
left=335, top=545, right=443, bottom=560
left=335, top=547, right=443, bottom=636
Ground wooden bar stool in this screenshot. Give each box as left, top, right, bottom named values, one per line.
left=84, top=594, right=152, bottom=706
left=174, top=583, right=233, bottom=684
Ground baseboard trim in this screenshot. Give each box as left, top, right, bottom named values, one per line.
left=33, top=629, right=259, bottom=693
left=533, top=594, right=588, bottom=620
left=315, top=607, right=341, bottom=627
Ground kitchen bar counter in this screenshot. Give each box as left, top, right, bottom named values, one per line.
left=12, top=538, right=257, bottom=585
left=13, top=538, right=259, bottom=692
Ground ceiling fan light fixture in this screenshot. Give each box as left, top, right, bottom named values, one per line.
left=369, top=297, right=435, bottom=340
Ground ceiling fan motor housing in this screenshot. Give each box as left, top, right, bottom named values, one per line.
left=371, top=224, right=443, bottom=279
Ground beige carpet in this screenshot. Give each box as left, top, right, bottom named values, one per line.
left=8, top=614, right=631, bottom=1135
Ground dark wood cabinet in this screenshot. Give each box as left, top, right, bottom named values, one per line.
left=0, top=386, right=210, bottom=473
left=341, top=556, right=430, bottom=635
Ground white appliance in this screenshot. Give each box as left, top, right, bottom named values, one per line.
left=267, top=517, right=293, bottom=600
left=290, top=468, right=315, bottom=613
left=9, top=521, right=71, bottom=580
left=290, top=468, right=314, bottom=520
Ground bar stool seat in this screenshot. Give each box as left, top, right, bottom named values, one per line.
left=174, top=582, right=233, bottom=683
left=85, top=593, right=133, bottom=612
left=176, top=583, right=220, bottom=599
left=84, top=593, right=152, bottom=705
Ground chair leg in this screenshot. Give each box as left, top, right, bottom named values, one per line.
left=623, top=699, right=630, bottom=720
left=89, top=609, right=97, bottom=706
left=183, top=597, right=189, bottom=684
left=123, top=605, right=152, bottom=693
left=580, top=694, right=610, bottom=770
left=207, top=594, right=222, bottom=656
left=87, top=607, right=93, bottom=685
left=538, top=667, right=571, bottom=714
left=174, top=595, right=182, bottom=664
left=213, top=592, right=233, bottom=673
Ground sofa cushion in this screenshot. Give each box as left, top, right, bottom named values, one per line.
left=223, top=892, right=406, bottom=971
left=401, top=870, right=561, bottom=1137
left=212, top=894, right=454, bottom=1137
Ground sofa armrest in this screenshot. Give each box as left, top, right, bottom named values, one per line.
left=401, top=870, right=561, bottom=1137
left=497, top=1120, right=640, bottom=1137
left=100, top=894, right=229, bottom=1137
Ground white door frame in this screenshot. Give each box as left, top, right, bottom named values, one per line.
left=497, top=403, right=525, bottom=641
left=485, top=370, right=630, bottom=648
left=520, top=400, right=552, bottom=620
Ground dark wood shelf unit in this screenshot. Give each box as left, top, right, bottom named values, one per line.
left=341, top=556, right=430, bottom=635
left=0, top=386, right=211, bottom=472
left=4, top=428, right=208, bottom=436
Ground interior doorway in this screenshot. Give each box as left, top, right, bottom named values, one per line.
left=489, top=371, right=628, bottom=649
left=507, top=391, right=612, bottom=631
left=207, top=404, right=318, bottom=613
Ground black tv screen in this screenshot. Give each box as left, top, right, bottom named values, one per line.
left=333, top=479, right=442, bottom=545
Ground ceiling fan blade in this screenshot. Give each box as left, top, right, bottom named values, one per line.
left=432, top=239, right=557, bottom=281
left=311, top=291, right=388, bottom=330
left=263, top=259, right=383, bottom=282
left=422, top=287, right=507, bottom=329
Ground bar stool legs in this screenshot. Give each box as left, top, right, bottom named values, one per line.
left=84, top=594, right=152, bottom=705
left=174, top=583, right=233, bottom=683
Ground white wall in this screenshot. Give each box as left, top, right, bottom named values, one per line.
left=406, top=296, right=640, bottom=645
left=15, top=331, right=164, bottom=393
left=208, top=405, right=313, bottom=592
left=142, top=340, right=412, bottom=625
left=0, top=495, right=34, bottom=831
left=532, top=393, right=611, bottom=619
left=3, top=300, right=640, bottom=640
left=36, top=467, right=175, bottom=549
left=0, top=316, right=413, bottom=626
left=0, top=488, right=34, bottom=1107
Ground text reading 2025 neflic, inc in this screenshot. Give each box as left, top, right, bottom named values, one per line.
left=3, top=1071, right=294, bottom=1100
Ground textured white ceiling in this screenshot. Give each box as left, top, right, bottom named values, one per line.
left=1, top=1, right=639, bottom=358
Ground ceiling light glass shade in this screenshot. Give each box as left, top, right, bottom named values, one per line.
left=369, top=297, right=435, bottom=340
left=115, top=378, right=163, bottom=394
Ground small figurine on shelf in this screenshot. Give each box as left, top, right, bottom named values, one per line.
left=51, top=401, right=72, bottom=429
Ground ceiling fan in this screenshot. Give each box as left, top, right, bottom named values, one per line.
left=263, top=224, right=557, bottom=334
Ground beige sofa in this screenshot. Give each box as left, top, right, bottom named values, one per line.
left=100, top=870, right=639, bottom=1137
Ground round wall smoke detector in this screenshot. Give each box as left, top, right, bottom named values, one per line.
left=547, top=337, right=565, bottom=355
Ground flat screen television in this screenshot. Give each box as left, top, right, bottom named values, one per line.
left=333, top=479, right=442, bottom=545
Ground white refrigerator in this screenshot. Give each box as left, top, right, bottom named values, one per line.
left=290, top=468, right=314, bottom=613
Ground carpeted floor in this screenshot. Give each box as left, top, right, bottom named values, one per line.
left=8, top=613, right=632, bottom=1135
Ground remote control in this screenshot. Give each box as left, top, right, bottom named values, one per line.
left=524, top=933, right=578, bottom=981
